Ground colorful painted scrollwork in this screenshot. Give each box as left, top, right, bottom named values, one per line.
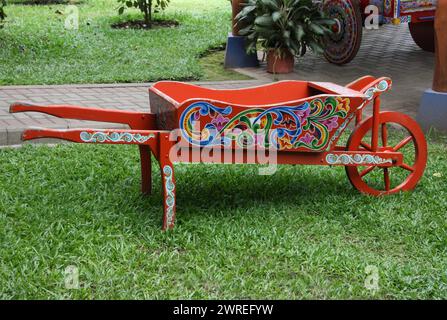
left=326, top=153, right=393, bottom=165
left=163, top=165, right=175, bottom=227
left=384, top=0, right=392, bottom=15
left=364, top=80, right=390, bottom=101
left=400, top=0, right=437, bottom=13
left=179, top=96, right=351, bottom=151
left=80, top=131, right=155, bottom=143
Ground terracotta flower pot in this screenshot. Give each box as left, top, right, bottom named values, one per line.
left=266, top=49, right=295, bottom=74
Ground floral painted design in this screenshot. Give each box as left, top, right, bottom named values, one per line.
left=163, top=165, right=175, bottom=227
left=179, top=96, right=351, bottom=151
left=80, top=131, right=155, bottom=143
left=326, top=153, right=393, bottom=165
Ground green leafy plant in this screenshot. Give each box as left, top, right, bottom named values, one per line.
left=236, top=0, right=335, bottom=57
left=0, top=0, right=6, bottom=25
left=117, top=0, right=170, bottom=29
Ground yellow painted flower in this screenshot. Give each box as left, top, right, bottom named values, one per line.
left=201, top=128, right=210, bottom=140
left=336, top=97, right=351, bottom=113
left=279, top=136, right=293, bottom=150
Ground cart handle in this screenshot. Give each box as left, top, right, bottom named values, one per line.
left=346, top=76, right=393, bottom=101
left=346, top=76, right=392, bottom=125
left=346, top=75, right=377, bottom=91
left=9, top=102, right=157, bottom=130
left=359, top=77, right=392, bottom=101
left=346, top=76, right=392, bottom=102
left=21, top=127, right=161, bottom=144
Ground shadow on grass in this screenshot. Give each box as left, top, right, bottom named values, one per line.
left=125, top=161, right=362, bottom=229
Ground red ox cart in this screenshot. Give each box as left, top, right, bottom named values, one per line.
left=10, top=76, right=427, bottom=230
left=322, top=0, right=437, bottom=64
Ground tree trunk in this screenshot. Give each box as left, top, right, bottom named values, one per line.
left=149, top=0, right=152, bottom=28
left=144, top=0, right=152, bottom=29
left=433, top=0, right=447, bottom=92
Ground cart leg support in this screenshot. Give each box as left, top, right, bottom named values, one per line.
left=139, top=145, right=152, bottom=195
left=159, top=133, right=176, bottom=230
left=371, top=96, right=381, bottom=151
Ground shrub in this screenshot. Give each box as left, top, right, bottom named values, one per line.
left=236, top=0, right=335, bottom=57
left=117, top=0, right=170, bottom=29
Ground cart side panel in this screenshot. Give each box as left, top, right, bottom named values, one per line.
left=149, top=89, right=177, bottom=131
left=176, top=95, right=365, bottom=152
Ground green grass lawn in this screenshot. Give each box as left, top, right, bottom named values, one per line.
left=0, top=134, right=446, bottom=299
left=0, top=0, right=246, bottom=85
left=199, top=49, right=252, bottom=82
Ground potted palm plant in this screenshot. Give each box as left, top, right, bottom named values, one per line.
left=236, top=0, right=335, bottom=74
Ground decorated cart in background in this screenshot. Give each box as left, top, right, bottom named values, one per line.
left=322, top=0, right=437, bottom=64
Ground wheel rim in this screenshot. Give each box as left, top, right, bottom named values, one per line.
left=346, top=112, right=427, bottom=196
left=323, top=0, right=363, bottom=65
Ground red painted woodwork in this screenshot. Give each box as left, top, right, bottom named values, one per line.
left=150, top=80, right=318, bottom=107
left=10, top=102, right=157, bottom=195
left=10, top=76, right=428, bottom=230
left=171, top=147, right=402, bottom=167
left=149, top=79, right=366, bottom=138
left=10, top=102, right=156, bottom=130
left=346, top=112, right=428, bottom=195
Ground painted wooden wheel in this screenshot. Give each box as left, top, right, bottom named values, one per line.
left=345, top=112, right=427, bottom=196
left=322, top=0, right=363, bottom=65
left=409, top=21, right=435, bottom=52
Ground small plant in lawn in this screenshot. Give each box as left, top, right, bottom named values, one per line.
left=117, top=0, right=170, bottom=29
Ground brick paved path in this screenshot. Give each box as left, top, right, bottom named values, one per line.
left=0, top=81, right=263, bottom=145
left=0, top=24, right=434, bottom=146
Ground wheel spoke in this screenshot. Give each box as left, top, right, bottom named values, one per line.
left=381, top=123, right=388, bottom=147
left=393, top=136, right=413, bottom=151
left=384, top=168, right=391, bottom=191
left=400, top=163, right=415, bottom=172
left=360, top=166, right=375, bottom=178
left=360, top=141, right=372, bottom=151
